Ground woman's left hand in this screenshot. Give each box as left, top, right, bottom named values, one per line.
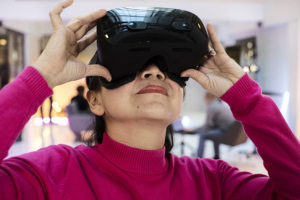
left=181, top=23, right=245, bottom=97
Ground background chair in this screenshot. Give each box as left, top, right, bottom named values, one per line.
left=66, top=102, right=94, bottom=141
left=204, top=121, right=248, bottom=157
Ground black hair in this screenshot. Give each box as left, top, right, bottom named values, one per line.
left=77, top=86, right=84, bottom=94
left=85, top=57, right=186, bottom=155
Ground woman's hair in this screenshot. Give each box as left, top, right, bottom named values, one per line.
left=85, top=57, right=185, bottom=155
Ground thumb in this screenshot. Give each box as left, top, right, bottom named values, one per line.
left=181, top=69, right=208, bottom=88
left=85, top=64, right=112, bottom=82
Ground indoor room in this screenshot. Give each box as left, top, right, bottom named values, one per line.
left=0, top=0, right=300, bottom=199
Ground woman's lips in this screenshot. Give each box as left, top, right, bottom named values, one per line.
left=138, top=85, right=167, bottom=95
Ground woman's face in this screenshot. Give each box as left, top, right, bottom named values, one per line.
left=95, top=64, right=184, bottom=125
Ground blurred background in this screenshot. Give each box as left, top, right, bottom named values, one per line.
left=1, top=0, right=300, bottom=175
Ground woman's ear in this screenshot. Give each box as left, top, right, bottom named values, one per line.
left=87, top=90, right=105, bottom=116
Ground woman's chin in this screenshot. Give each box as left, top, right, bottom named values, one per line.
left=131, top=100, right=180, bottom=122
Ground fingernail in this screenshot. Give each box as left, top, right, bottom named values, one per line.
left=181, top=74, right=190, bottom=78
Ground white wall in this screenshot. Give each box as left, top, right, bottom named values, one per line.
left=287, top=20, right=300, bottom=136
left=182, top=79, right=207, bottom=112
left=259, top=0, right=300, bottom=136
left=264, top=0, right=300, bottom=26
left=226, top=21, right=300, bottom=136
left=228, top=23, right=289, bottom=97
left=256, top=24, right=289, bottom=93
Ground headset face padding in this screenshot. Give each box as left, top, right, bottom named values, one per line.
left=87, top=7, right=209, bottom=89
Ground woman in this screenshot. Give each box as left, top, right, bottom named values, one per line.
left=0, top=0, right=299, bottom=199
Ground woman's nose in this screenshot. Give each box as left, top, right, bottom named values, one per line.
left=140, top=64, right=166, bottom=80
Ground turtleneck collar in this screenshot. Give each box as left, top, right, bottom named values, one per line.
left=95, top=133, right=169, bottom=175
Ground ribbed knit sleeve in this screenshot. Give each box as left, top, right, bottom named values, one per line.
left=218, top=73, right=300, bottom=200
left=0, top=66, right=53, bottom=162
left=0, top=66, right=85, bottom=200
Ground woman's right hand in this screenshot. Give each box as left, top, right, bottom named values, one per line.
left=32, top=0, right=112, bottom=89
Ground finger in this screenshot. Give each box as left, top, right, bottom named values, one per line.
left=77, top=30, right=97, bottom=53
left=67, top=9, right=106, bottom=32
left=206, top=23, right=226, bottom=54
left=84, top=64, right=112, bottom=82
left=181, top=69, right=209, bottom=88
left=49, top=0, right=74, bottom=30
left=74, top=20, right=97, bottom=40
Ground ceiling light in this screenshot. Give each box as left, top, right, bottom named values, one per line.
left=52, top=102, right=62, bottom=113
left=247, top=42, right=253, bottom=49
left=248, top=50, right=254, bottom=57
left=250, top=64, right=259, bottom=73
left=243, top=66, right=250, bottom=73
left=0, top=39, right=7, bottom=45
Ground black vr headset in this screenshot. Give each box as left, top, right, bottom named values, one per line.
left=87, top=7, right=209, bottom=89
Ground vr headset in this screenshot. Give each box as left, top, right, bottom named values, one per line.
left=87, top=7, right=209, bottom=89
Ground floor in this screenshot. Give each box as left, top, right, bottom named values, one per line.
left=7, top=117, right=268, bottom=176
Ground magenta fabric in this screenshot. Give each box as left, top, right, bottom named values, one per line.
left=0, top=66, right=300, bottom=200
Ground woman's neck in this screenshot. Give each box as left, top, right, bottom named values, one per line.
left=105, top=119, right=167, bottom=151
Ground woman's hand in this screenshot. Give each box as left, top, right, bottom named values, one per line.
left=32, top=0, right=111, bottom=89
left=181, top=23, right=245, bottom=97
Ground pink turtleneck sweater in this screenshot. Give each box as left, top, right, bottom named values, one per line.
left=0, top=66, right=300, bottom=200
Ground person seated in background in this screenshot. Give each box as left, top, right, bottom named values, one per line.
left=197, top=92, right=236, bottom=159
left=71, top=86, right=90, bottom=113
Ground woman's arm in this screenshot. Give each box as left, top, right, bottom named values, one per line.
left=0, top=66, right=54, bottom=199
left=0, top=1, right=111, bottom=198
left=0, top=0, right=110, bottom=161
left=0, top=67, right=53, bottom=162
left=182, top=23, right=300, bottom=200
left=218, top=73, right=300, bottom=199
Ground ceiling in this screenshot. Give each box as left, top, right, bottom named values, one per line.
left=16, top=0, right=267, bottom=2
left=1, top=0, right=265, bottom=22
